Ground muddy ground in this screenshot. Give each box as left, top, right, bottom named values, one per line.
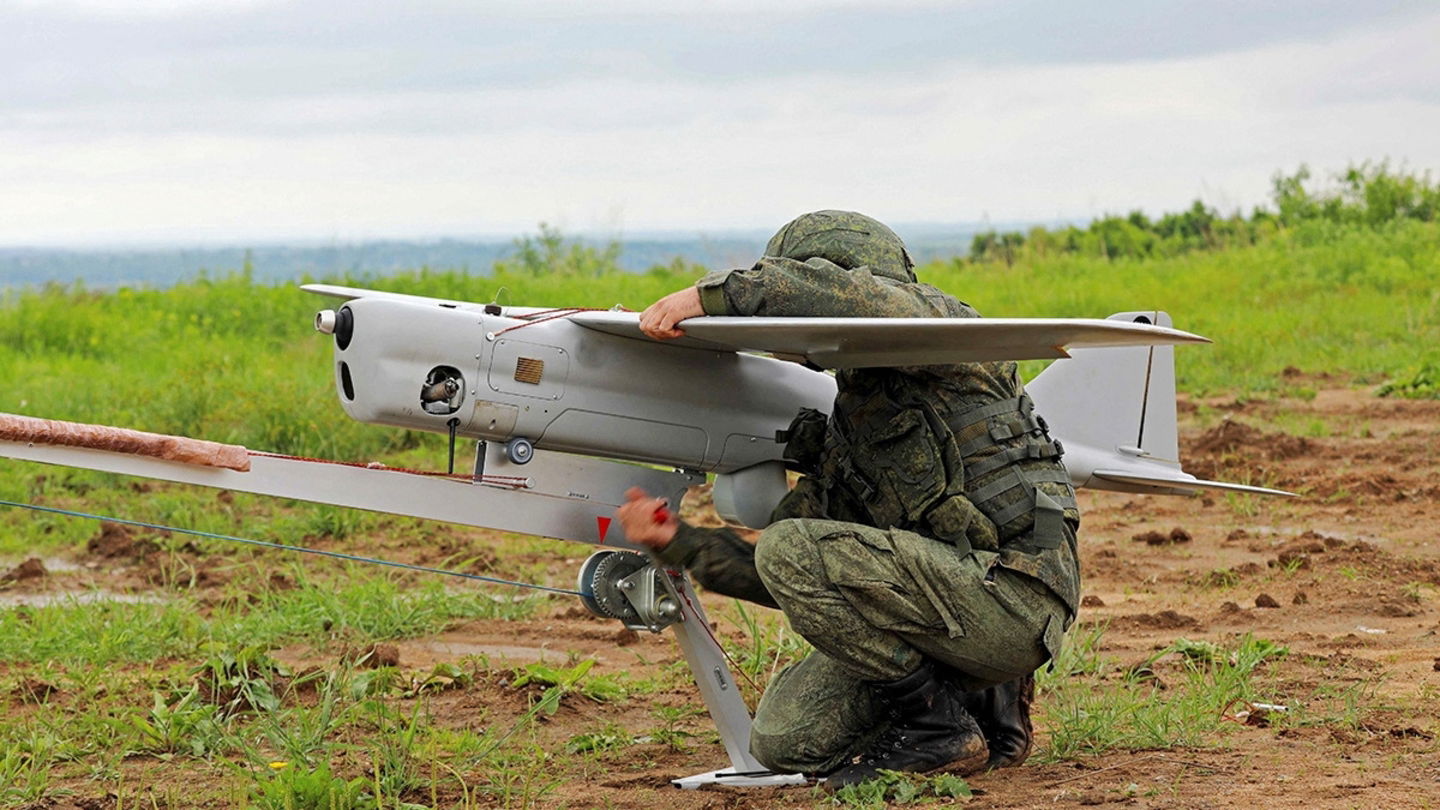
left=5, top=388, right=1439, bottom=808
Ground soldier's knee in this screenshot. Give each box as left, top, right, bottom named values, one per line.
left=749, top=654, right=876, bottom=775
left=754, top=519, right=816, bottom=587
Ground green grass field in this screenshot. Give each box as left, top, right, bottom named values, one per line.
left=4, top=218, right=1436, bottom=455
left=0, top=214, right=1436, bottom=807
left=3, top=218, right=1434, bottom=555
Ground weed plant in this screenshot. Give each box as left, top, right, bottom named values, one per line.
left=1378, top=353, right=1440, bottom=399
left=721, top=600, right=813, bottom=704
left=821, top=770, right=973, bottom=808
left=0, top=574, right=540, bottom=665
left=1038, top=631, right=1288, bottom=761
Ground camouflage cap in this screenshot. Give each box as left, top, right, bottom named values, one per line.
left=764, top=210, right=916, bottom=283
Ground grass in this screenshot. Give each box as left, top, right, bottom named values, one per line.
left=1037, top=632, right=1290, bottom=761
left=0, top=635, right=618, bottom=809
left=2, top=220, right=1437, bottom=461
left=719, top=599, right=814, bottom=706
left=1, top=218, right=1434, bottom=557
left=950, top=220, right=1440, bottom=394
left=1, top=218, right=1435, bottom=804
left=0, top=573, right=538, bottom=666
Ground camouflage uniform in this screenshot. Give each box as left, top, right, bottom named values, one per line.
left=653, top=211, right=1080, bottom=775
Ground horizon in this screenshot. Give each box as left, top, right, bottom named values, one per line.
left=0, top=218, right=1045, bottom=253
left=0, top=225, right=1002, bottom=289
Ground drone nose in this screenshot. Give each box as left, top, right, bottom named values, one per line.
left=315, top=306, right=355, bottom=350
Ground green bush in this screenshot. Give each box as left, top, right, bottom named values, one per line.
left=970, top=162, right=1439, bottom=263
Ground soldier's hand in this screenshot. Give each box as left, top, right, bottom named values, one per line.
left=639, top=287, right=703, bottom=340
left=616, top=487, right=679, bottom=551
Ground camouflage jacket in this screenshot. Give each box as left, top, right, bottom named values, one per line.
left=656, top=257, right=1081, bottom=617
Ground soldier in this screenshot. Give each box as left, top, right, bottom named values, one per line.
left=615, top=210, right=1079, bottom=787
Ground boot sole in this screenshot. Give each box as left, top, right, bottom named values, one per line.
left=923, top=744, right=991, bottom=779
left=822, top=745, right=989, bottom=792
left=827, top=741, right=990, bottom=789
left=985, top=745, right=1032, bottom=770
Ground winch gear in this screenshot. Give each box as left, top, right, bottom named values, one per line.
left=577, top=550, right=648, bottom=623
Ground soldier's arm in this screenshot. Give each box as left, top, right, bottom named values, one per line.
left=696, top=257, right=973, bottom=319
left=651, top=523, right=779, bottom=609
left=638, top=477, right=828, bottom=610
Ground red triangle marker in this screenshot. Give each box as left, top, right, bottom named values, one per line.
left=596, top=516, right=612, bottom=544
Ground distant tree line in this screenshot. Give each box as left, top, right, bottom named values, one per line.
left=968, top=162, right=1440, bottom=265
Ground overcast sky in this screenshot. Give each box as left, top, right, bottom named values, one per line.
left=3, top=0, right=1438, bottom=246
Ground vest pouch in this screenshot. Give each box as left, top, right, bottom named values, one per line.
left=778, top=407, right=829, bottom=475
left=924, top=494, right=999, bottom=553
left=848, top=409, right=947, bottom=527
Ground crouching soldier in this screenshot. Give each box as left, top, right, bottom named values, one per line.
left=617, top=210, right=1079, bottom=787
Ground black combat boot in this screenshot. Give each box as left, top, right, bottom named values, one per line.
left=826, top=661, right=989, bottom=788
left=961, top=672, right=1035, bottom=769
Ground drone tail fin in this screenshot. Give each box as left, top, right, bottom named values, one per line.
left=1025, top=311, right=1292, bottom=497
left=1027, top=310, right=1180, bottom=468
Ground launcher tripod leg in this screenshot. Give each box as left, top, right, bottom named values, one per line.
left=662, top=571, right=808, bottom=790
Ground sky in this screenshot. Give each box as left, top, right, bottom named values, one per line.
left=3, top=0, right=1439, bottom=246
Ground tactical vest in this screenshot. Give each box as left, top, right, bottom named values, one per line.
left=782, top=367, right=1081, bottom=614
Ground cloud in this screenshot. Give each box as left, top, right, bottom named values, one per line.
left=4, top=1, right=1434, bottom=119
left=1, top=1, right=1438, bottom=243
left=8, top=0, right=278, bottom=16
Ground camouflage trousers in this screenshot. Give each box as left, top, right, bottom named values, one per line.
left=747, top=518, right=1068, bottom=774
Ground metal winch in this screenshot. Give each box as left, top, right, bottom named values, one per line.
left=577, top=550, right=684, bottom=633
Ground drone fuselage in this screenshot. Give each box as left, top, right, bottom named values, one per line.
left=328, top=297, right=837, bottom=474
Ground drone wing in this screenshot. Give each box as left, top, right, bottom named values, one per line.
left=301, top=283, right=481, bottom=309
left=569, top=312, right=1210, bottom=369
left=300, top=284, right=569, bottom=318
left=302, top=285, right=1209, bottom=368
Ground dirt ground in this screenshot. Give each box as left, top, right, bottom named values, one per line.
left=7, top=387, right=1440, bottom=808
